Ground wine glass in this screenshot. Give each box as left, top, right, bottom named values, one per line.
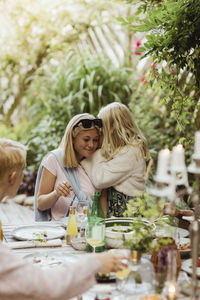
left=108, top=249, right=130, bottom=291
left=85, top=221, right=104, bottom=253
left=76, top=201, right=89, bottom=228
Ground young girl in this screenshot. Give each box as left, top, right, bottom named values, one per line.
left=81, top=102, right=150, bottom=217
left=36, top=113, right=102, bottom=220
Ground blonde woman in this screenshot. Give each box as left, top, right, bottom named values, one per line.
left=81, top=102, right=150, bottom=217
left=36, top=113, right=103, bottom=220
left=0, top=138, right=127, bottom=300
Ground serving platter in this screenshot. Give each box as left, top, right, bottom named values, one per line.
left=155, top=224, right=189, bottom=240
left=23, top=251, right=80, bottom=269
left=12, top=225, right=66, bottom=241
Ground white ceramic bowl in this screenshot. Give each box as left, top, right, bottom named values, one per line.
left=105, top=217, right=156, bottom=249
left=71, top=237, right=87, bottom=251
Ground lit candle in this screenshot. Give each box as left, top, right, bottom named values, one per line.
left=155, top=149, right=170, bottom=181
left=166, top=281, right=178, bottom=300
left=171, top=144, right=186, bottom=172
left=194, top=131, right=200, bottom=157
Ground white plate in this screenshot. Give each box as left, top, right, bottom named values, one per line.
left=182, top=258, right=200, bottom=277
left=155, top=224, right=189, bottom=240
left=182, top=216, right=194, bottom=222
left=12, top=225, right=66, bottom=241
left=179, top=280, right=200, bottom=297
left=24, top=251, right=79, bottom=269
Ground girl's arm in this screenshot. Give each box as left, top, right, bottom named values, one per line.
left=37, top=167, right=72, bottom=211
left=100, top=189, right=107, bottom=218
left=82, top=146, right=141, bottom=189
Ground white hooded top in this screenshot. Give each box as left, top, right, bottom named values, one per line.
left=81, top=143, right=146, bottom=197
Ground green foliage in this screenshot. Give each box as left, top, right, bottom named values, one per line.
left=119, top=0, right=200, bottom=158
left=129, top=75, right=196, bottom=171
left=0, top=0, right=119, bottom=125
left=124, top=193, right=165, bottom=221
left=0, top=120, right=32, bottom=142
left=123, top=193, right=166, bottom=252
left=25, top=51, right=133, bottom=171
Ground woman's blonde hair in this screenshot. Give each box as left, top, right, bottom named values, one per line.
left=98, top=102, right=150, bottom=161
left=0, top=139, right=27, bottom=178
left=60, top=113, right=99, bottom=168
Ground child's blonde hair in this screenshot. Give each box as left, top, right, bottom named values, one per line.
left=0, top=139, right=27, bottom=179
left=60, top=113, right=100, bottom=168
left=98, top=102, right=150, bottom=161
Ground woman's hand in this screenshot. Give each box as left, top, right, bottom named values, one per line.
left=95, top=253, right=128, bottom=273
left=55, top=181, right=73, bottom=197
left=163, top=203, right=194, bottom=217
left=163, top=203, right=179, bottom=216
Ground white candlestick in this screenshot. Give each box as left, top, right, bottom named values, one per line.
left=171, top=144, right=186, bottom=172
left=156, top=149, right=170, bottom=181
left=194, top=131, right=200, bottom=156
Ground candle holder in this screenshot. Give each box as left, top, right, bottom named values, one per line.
left=165, top=280, right=178, bottom=300
left=150, top=145, right=191, bottom=205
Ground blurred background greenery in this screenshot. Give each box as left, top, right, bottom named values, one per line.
left=0, top=0, right=199, bottom=194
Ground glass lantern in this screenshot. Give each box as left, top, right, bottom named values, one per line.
left=121, top=251, right=156, bottom=295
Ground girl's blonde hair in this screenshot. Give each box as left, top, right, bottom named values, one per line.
left=98, top=102, right=150, bottom=161
left=60, top=113, right=99, bottom=168
left=0, top=139, right=27, bottom=178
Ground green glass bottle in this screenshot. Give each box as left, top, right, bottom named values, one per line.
left=86, top=191, right=105, bottom=252
left=89, top=191, right=105, bottom=218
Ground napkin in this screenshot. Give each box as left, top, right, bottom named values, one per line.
left=7, top=238, right=62, bottom=249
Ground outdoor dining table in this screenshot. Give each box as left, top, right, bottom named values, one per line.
left=1, top=222, right=195, bottom=300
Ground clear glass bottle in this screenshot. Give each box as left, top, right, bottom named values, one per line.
left=86, top=191, right=105, bottom=252
left=66, top=206, right=78, bottom=245
left=80, top=205, right=89, bottom=238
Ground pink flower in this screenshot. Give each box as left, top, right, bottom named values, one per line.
left=133, top=39, right=142, bottom=55
left=170, top=69, right=175, bottom=75
left=141, top=75, right=148, bottom=85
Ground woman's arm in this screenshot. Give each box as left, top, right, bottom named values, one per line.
left=163, top=203, right=194, bottom=217
left=37, top=167, right=72, bottom=211
left=100, top=189, right=107, bottom=218
left=81, top=146, right=142, bottom=189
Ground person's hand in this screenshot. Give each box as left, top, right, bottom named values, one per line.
left=163, top=203, right=180, bottom=217
left=163, top=203, right=194, bottom=217
left=95, top=253, right=128, bottom=273
left=55, top=181, right=73, bottom=197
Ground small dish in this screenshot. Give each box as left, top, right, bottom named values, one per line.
left=71, top=237, right=87, bottom=251
left=177, top=237, right=191, bottom=257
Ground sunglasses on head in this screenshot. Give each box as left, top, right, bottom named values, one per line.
left=73, top=118, right=103, bottom=129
